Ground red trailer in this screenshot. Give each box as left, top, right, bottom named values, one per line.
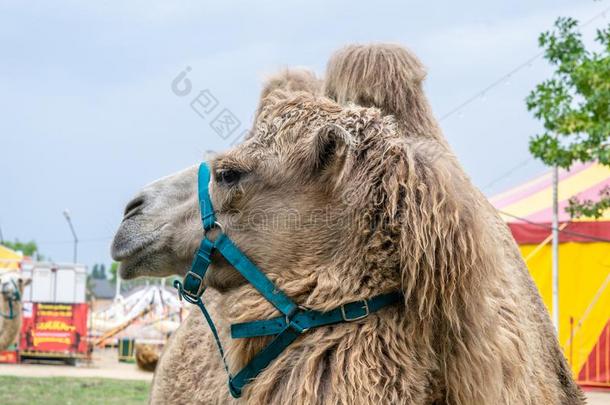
left=19, top=302, right=88, bottom=362
left=18, top=263, right=89, bottom=363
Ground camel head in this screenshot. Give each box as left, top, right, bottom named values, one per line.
left=114, top=88, right=492, bottom=323
left=111, top=69, right=323, bottom=280
left=111, top=44, right=446, bottom=281
left=0, top=272, right=30, bottom=300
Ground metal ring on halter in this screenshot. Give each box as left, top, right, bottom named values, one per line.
left=204, top=221, right=224, bottom=243
left=213, top=221, right=224, bottom=233
left=284, top=305, right=310, bottom=333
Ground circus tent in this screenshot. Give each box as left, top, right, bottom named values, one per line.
left=491, top=162, right=610, bottom=388
left=0, top=244, right=22, bottom=272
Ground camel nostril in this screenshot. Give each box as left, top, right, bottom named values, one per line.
left=123, top=196, right=146, bottom=219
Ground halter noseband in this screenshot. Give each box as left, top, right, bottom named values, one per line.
left=175, top=163, right=401, bottom=398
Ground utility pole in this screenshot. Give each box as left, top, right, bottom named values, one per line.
left=551, top=164, right=560, bottom=333
left=63, top=210, right=78, bottom=263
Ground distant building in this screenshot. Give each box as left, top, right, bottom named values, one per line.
left=90, top=278, right=115, bottom=299
left=89, top=278, right=116, bottom=311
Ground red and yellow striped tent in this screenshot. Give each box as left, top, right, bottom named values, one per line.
left=491, top=162, right=610, bottom=388
left=0, top=244, right=22, bottom=272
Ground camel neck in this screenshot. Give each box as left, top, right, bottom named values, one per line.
left=226, top=303, right=439, bottom=404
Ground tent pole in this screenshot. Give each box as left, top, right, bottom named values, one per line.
left=115, top=274, right=122, bottom=301
left=552, top=163, right=559, bottom=333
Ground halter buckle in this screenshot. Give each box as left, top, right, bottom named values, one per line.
left=340, top=300, right=370, bottom=322
left=184, top=270, right=206, bottom=299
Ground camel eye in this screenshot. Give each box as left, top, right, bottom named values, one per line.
left=216, top=168, right=243, bottom=186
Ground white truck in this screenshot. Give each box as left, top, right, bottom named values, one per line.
left=21, top=262, right=87, bottom=304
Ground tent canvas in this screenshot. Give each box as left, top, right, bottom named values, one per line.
left=0, top=245, right=22, bottom=272
left=491, top=162, right=610, bottom=387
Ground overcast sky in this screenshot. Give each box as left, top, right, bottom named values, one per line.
left=1, top=1, right=608, bottom=268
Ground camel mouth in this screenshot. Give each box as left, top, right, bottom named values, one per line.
left=111, top=218, right=166, bottom=279
left=111, top=230, right=157, bottom=262
left=112, top=239, right=157, bottom=280
left=117, top=250, right=155, bottom=280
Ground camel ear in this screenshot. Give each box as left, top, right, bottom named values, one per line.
left=310, top=123, right=351, bottom=179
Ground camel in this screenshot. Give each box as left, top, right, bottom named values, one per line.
left=111, top=44, right=584, bottom=404
left=0, top=271, right=29, bottom=351
left=135, top=343, right=161, bottom=372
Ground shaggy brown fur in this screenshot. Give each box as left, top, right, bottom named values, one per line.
left=259, top=68, right=322, bottom=102
left=324, top=44, right=583, bottom=404
left=151, top=290, right=238, bottom=404
left=197, top=90, right=582, bottom=404
left=252, top=68, right=323, bottom=128
left=135, top=343, right=160, bottom=372
left=148, top=45, right=584, bottom=404
left=327, top=45, right=583, bottom=404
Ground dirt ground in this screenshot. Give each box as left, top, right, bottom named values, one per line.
left=0, top=348, right=152, bottom=381
left=586, top=390, right=610, bottom=405
left=0, top=350, right=608, bottom=403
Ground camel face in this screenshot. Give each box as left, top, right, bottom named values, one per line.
left=0, top=272, right=29, bottom=298
left=111, top=70, right=324, bottom=282
left=201, top=93, right=402, bottom=295
left=0, top=278, right=16, bottom=297
left=1, top=273, right=27, bottom=293
left=203, top=130, right=353, bottom=291
left=111, top=166, right=203, bottom=279
left=112, top=91, right=402, bottom=297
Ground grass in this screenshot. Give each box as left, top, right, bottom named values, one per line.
left=0, top=376, right=150, bottom=405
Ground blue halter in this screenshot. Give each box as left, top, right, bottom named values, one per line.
left=175, top=162, right=402, bottom=398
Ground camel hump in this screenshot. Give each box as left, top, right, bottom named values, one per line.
left=325, top=43, right=426, bottom=113
left=253, top=68, right=323, bottom=128
left=260, top=68, right=322, bottom=100
left=325, top=43, right=443, bottom=141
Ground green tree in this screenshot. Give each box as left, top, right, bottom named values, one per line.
left=90, top=264, right=100, bottom=279
left=2, top=239, right=44, bottom=260
left=109, top=262, right=119, bottom=283
left=98, top=263, right=107, bottom=279
left=91, top=263, right=108, bottom=279
left=526, top=17, right=610, bottom=219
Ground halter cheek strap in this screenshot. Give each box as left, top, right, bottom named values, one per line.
left=175, top=162, right=402, bottom=398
